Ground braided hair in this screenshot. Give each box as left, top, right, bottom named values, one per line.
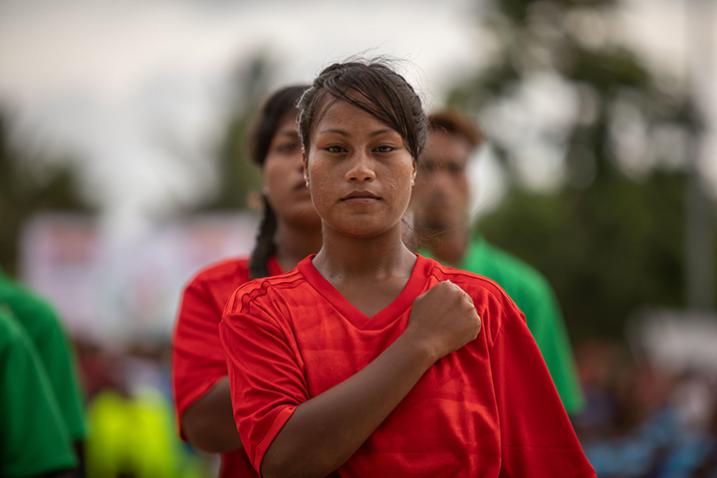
left=247, top=85, right=308, bottom=278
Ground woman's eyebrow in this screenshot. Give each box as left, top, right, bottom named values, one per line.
left=318, top=128, right=350, bottom=136
left=317, top=128, right=393, bottom=137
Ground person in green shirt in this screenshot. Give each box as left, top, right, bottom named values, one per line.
left=412, top=108, right=584, bottom=414
left=0, top=308, right=78, bottom=477
left=0, top=271, right=87, bottom=465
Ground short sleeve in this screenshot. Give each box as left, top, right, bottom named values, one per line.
left=172, top=278, right=229, bottom=432
left=0, top=283, right=87, bottom=441
left=0, top=312, right=77, bottom=477
left=220, top=285, right=309, bottom=474
left=489, top=294, right=595, bottom=478
left=33, top=305, right=87, bottom=441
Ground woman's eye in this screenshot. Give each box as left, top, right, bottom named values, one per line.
left=375, top=145, right=396, bottom=153
left=325, top=145, right=347, bottom=154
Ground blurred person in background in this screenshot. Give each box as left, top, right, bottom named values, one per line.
left=77, top=333, right=203, bottom=478
left=579, top=353, right=717, bottom=478
left=172, top=84, right=322, bottom=477
left=412, top=108, right=584, bottom=415
left=0, top=308, right=79, bottom=478
left=0, top=270, right=86, bottom=476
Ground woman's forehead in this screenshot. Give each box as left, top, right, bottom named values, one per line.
left=314, top=98, right=395, bottom=134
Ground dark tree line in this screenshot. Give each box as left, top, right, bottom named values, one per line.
left=449, top=0, right=714, bottom=340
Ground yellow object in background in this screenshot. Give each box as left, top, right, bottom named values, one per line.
left=86, top=390, right=207, bottom=478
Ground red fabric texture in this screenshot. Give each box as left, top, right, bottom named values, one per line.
left=220, top=254, right=595, bottom=477
left=172, top=256, right=282, bottom=478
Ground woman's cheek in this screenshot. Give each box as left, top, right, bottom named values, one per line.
left=385, top=174, right=412, bottom=208
left=307, top=168, right=334, bottom=216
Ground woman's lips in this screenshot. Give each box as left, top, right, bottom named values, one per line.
left=340, top=191, right=382, bottom=205
left=342, top=190, right=381, bottom=200
left=342, top=196, right=381, bottom=205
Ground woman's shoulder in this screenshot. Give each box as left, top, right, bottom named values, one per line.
left=424, top=256, right=526, bottom=344
left=225, top=268, right=307, bottom=315
left=425, top=256, right=512, bottom=304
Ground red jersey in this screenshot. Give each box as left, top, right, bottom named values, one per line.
left=220, top=254, right=595, bottom=477
left=172, top=256, right=282, bottom=478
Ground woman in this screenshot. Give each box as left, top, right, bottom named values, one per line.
left=171, top=84, right=322, bottom=477
left=220, top=61, right=595, bottom=478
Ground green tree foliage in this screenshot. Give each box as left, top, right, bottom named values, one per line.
left=196, top=55, right=273, bottom=212
left=0, top=109, right=95, bottom=274
left=448, top=0, right=714, bottom=339
left=478, top=171, right=691, bottom=340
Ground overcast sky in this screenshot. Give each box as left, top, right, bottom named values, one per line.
left=1, top=0, right=715, bottom=235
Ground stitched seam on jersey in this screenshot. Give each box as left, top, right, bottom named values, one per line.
left=236, top=274, right=306, bottom=319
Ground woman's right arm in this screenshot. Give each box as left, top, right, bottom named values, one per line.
left=221, top=281, right=480, bottom=478
left=181, top=377, right=241, bottom=452
left=173, top=280, right=242, bottom=453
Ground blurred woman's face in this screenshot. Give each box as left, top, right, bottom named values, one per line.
left=304, top=98, right=416, bottom=238
left=263, top=113, right=321, bottom=229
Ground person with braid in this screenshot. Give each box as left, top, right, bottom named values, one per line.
left=220, top=60, right=595, bottom=477
left=171, top=85, right=321, bottom=477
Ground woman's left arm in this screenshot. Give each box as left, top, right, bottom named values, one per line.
left=488, top=292, right=596, bottom=478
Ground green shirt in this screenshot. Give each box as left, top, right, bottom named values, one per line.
left=0, top=272, right=87, bottom=441
left=0, top=310, right=77, bottom=477
left=424, top=237, right=584, bottom=414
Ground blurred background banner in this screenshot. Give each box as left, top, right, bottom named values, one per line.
left=1, top=0, right=716, bottom=477
left=20, top=213, right=257, bottom=344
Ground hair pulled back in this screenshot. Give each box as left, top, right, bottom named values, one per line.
left=297, top=60, right=427, bottom=161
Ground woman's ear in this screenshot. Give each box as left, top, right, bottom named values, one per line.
left=411, top=160, right=417, bottom=186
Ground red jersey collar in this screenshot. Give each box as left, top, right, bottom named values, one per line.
left=296, top=254, right=434, bottom=329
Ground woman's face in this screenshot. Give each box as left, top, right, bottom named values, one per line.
left=263, top=113, right=320, bottom=228
left=304, top=98, right=416, bottom=238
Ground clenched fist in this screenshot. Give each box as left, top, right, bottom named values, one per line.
left=403, top=281, right=481, bottom=362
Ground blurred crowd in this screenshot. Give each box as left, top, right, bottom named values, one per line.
left=73, top=326, right=717, bottom=478
left=74, top=336, right=210, bottom=478
left=574, top=338, right=717, bottom=477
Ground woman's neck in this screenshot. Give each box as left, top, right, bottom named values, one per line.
left=275, top=221, right=323, bottom=272
left=313, top=224, right=415, bottom=282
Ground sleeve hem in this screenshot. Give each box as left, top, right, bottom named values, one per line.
left=175, top=375, right=225, bottom=440
left=252, top=405, right=298, bottom=476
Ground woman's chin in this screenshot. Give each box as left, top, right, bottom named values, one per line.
left=327, top=221, right=397, bottom=240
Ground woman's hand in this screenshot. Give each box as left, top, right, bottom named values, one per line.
left=404, top=281, right=481, bottom=362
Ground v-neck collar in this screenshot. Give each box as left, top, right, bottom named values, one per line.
left=297, top=254, right=434, bottom=330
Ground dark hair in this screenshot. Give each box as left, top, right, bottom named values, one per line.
left=427, top=108, right=483, bottom=150
left=297, top=60, right=427, bottom=161
left=248, top=84, right=308, bottom=279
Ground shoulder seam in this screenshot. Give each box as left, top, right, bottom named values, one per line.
left=229, top=272, right=305, bottom=318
